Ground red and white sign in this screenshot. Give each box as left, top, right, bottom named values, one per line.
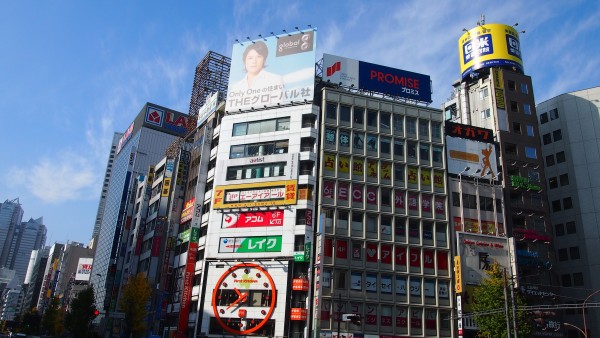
left=180, top=198, right=195, bottom=224
left=366, top=186, right=377, bottom=204
left=338, top=181, right=349, bottom=200
left=408, top=192, right=419, bottom=211
left=421, top=194, right=432, bottom=213
left=423, top=250, right=435, bottom=269
left=394, top=190, right=405, bottom=209
left=352, top=184, right=363, bottom=203
left=395, top=246, right=407, bottom=267
left=410, top=247, right=420, bottom=268
left=324, top=238, right=333, bottom=258
left=336, top=239, right=348, bottom=259
left=380, top=244, right=392, bottom=264
left=366, top=242, right=378, bottom=263
left=323, top=180, right=334, bottom=198
left=222, top=211, right=284, bottom=228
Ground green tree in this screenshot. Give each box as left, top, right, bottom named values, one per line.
left=119, top=274, right=152, bottom=338
left=472, top=262, right=533, bottom=338
left=19, top=309, right=42, bottom=335
left=65, top=286, right=97, bottom=337
left=41, top=296, right=64, bottom=336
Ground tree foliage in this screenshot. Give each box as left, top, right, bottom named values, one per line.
left=18, top=309, right=42, bottom=335
left=65, top=286, right=96, bottom=337
left=41, top=296, right=64, bottom=336
left=119, top=274, right=152, bottom=338
left=472, top=262, right=533, bottom=338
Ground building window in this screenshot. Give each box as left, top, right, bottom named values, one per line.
left=229, top=140, right=289, bottom=159
left=549, top=177, right=558, bottom=189
left=393, top=114, right=403, bottom=133
left=558, top=248, right=568, bottom=261
left=569, top=247, right=580, bottom=260
left=407, top=142, right=417, bottom=160
left=554, top=223, right=565, bottom=237
left=507, top=80, right=516, bottom=91
left=546, top=154, right=555, bottom=167
left=406, top=117, right=417, bottom=135
left=550, top=108, right=559, bottom=120
left=326, top=102, right=337, bottom=120
left=540, top=112, right=549, bottom=124
left=380, top=137, right=391, bottom=155
left=419, top=120, right=429, bottom=138
left=479, top=87, right=489, bottom=99
left=339, top=105, right=351, bottom=122
left=526, top=125, right=534, bottom=137
left=573, top=272, right=584, bottom=286
left=563, top=197, right=573, bottom=210
left=366, top=134, right=378, bottom=152
left=381, top=112, right=391, bottom=130
left=542, top=133, right=552, bottom=145
left=354, top=107, right=365, bottom=124
left=521, top=83, right=528, bottom=94
left=510, top=101, right=519, bottom=112
left=552, top=200, right=561, bottom=212
left=512, top=122, right=521, bottom=134
left=553, top=129, right=562, bottom=141
left=394, top=139, right=404, bottom=157
left=505, top=143, right=517, bottom=155
left=561, top=274, right=572, bottom=287
left=559, top=174, right=569, bottom=186
left=556, top=151, right=566, bottom=163
left=232, top=117, right=290, bottom=136
left=432, top=122, right=441, bottom=140
left=419, top=144, right=430, bottom=162
left=525, top=146, right=537, bottom=159
left=566, top=221, right=576, bottom=234
left=524, top=103, right=532, bottom=115
left=481, top=108, right=491, bottom=119
left=432, top=146, right=443, bottom=165
left=367, top=109, right=378, bottom=127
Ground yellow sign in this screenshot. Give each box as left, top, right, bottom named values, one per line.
left=421, top=169, right=431, bottom=186
left=454, top=256, right=463, bottom=293
left=213, top=180, right=297, bottom=209
left=458, top=23, right=524, bottom=80
left=492, top=68, right=503, bottom=89
left=324, top=153, right=336, bottom=171
left=338, top=155, right=350, bottom=173
left=161, top=178, right=171, bottom=197
left=433, top=171, right=444, bottom=189
left=407, top=166, right=418, bottom=185
left=353, top=158, right=364, bottom=176
left=381, top=162, right=392, bottom=180
left=367, top=160, right=378, bottom=178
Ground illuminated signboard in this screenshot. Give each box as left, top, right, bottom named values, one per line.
left=144, top=105, right=191, bottom=135
left=458, top=23, right=524, bottom=80
left=213, top=180, right=297, bottom=209
left=226, top=29, right=317, bottom=112
left=180, top=198, right=195, bottom=224
left=75, top=258, right=93, bottom=281
left=222, top=210, right=284, bottom=228
left=456, top=232, right=510, bottom=286
left=116, top=122, right=135, bottom=155
left=323, top=53, right=432, bottom=103
left=446, top=122, right=498, bottom=178
left=197, top=91, right=219, bottom=127
left=218, top=236, right=282, bottom=253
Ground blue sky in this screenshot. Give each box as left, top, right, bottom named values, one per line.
left=1, top=1, right=598, bottom=245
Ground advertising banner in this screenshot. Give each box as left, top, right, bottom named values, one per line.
left=222, top=210, right=284, bottom=228
left=323, top=54, right=432, bottom=103
left=75, top=258, right=93, bottom=281
left=446, top=136, right=498, bottom=178
left=180, top=198, right=195, bottom=224
left=395, top=246, right=407, bottom=267
left=219, top=235, right=282, bottom=253
left=458, top=23, right=524, bottom=80
left=456, top=232, right=510, bottom=286
left=197, top=91, right=219, bottom=127
left=226, top=30, right=317, bottom=112
left=213, top=180, right=297, bottom=209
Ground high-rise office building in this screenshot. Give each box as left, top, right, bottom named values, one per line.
left=22, top=247, right=49, bottom=312
left=442, top=21, right=556, bottom=336
left=0, top=199, right=46, bottom=283
left=537, top=86, right=600, bottom=337
left=90, top=102, right=191, bottom=326
left=92, top=132, right=123, bottom=241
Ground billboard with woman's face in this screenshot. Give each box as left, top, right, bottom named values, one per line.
left=226, top=30, right=317, bottom=112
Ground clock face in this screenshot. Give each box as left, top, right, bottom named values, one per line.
left=212, top=263, right=277, bottom=335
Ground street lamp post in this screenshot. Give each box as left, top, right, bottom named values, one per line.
left=583, top=289, right=600, bottom=337
left=564, top=322, right=586, bottom=337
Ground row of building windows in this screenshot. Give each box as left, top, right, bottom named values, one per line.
left=225, top=162, right=286, bottom=181
left=551, top=197, right=573, bottom=212
left=324, top=102, right=442, bottom=140
left=509, top=100, right=532, bottom=115
left=545, top=151, right=566, bottom=166
left=512, top=122, right=535, bottom=137
left=557, top=246, right=580, bottom=261
left=324, top=128, right=444, bottom=165
left=232, top=117, right=290, bottom=136
left=321, top=209, right=449, bottom=247
left=539, top=108, right=559, bottom=124
left=504, top=142, right=538, bottom=159
left=548, top=173, right=569, bottom=189
left=318, top=303, right=451, bottom=336
left=229, top=140, right=289, bottom=158
left=451, top=192, right=502, bottom=212
left=561, top=272, right=584, bottom=287
left=542, top=129, right=562, bottom=144
left=322, top=156, right=446, bottom=192
left=554, top=221, right=576, bottom=236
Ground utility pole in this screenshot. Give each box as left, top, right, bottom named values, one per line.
left=336, top=294, right=341, bottom=338
left=509, top=274, right=518, bottom=338
left=503, top=269, right=511, bottom=338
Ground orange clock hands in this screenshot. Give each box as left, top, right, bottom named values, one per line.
left=226, top=290, right=247, bottom=310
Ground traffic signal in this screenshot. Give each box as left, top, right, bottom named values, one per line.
left=93, top=308, right=100, bottom=317
left=342, top=314, right=361, bottom=326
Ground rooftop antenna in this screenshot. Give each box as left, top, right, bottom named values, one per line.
left=480, top=14, right=485, bottom=25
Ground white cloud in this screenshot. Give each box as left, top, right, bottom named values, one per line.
left=7, top=151, right=98, bottom=203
